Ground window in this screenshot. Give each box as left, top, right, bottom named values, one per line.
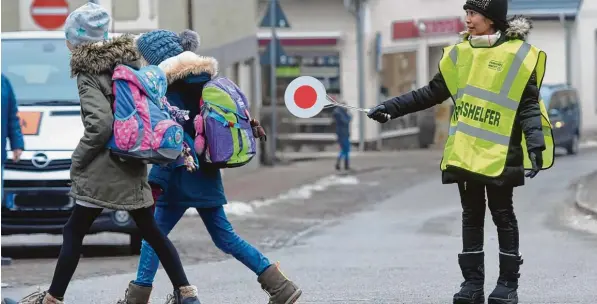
left=567, top=89, right=579, bottom=107
left=549, top=91, right=568, bottom=110
left=1, top=38, right=78, bottom=105
left=379, top=51, right=419, bottom=133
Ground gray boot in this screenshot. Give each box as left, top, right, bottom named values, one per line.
left=257, top=262, right=302, bottom=304
left=15, top=289, right=63, bottom=304
left=116, top=281, right=152, bottom=304
left=164, top=285, right=201, bottom=304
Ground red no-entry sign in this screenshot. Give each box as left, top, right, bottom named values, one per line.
left=30, top=0, right=69, bottom=30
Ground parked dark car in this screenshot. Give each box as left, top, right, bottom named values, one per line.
left=540, top=84, right=581, bottom=155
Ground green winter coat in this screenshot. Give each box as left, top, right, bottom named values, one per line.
left=68, top=35, right=153, bottom=210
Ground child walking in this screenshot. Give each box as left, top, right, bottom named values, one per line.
left=117, top=29, right=302, bottom=304
left=13, top=3, right=201, bottom=304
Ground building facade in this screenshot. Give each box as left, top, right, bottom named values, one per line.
left=257, top=0, right=597, bottom=153
left=509, top=0, right=597, bottom=132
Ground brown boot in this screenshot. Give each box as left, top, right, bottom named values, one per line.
left=257, top=262, right=302, bottom=304
left=116, top=281, right=152, bottom=304
left=16, top=289, right=63, bottom=304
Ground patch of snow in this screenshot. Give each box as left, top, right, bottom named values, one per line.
left=183, top=174, right=363, bottom=217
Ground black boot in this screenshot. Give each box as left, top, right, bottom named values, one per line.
left=453, top=252, right=485, bottom=304
left=335, top=158, right=341, bottom=171
left=488, top=252, right=523, bottom=304
left=344, top=158, right=351, bottom=171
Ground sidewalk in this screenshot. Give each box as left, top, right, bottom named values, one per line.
left=574, top=170, right=597, bottom=217
left=222, top=150, right=442, bottom=203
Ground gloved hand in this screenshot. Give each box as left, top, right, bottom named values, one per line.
left=250, top=119, right=267, bottom=142
left=525, top=149, right=543, bottom=178
left=367, top=104, right=390, bottom=123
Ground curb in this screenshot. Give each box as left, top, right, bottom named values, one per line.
left=574, top=171, right=597, bottom=218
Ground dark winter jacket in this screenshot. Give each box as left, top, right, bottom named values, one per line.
left=68, top=35, right=154, bottom=210
left=148, top=52, right=227, bottom=208
left=333, top=107, right=351, bottom=140
left=1, top=74, right=25, bottom=164
left=382, top=17, right=545, bottom=187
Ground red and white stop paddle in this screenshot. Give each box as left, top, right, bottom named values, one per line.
left=284, top=76, right=390, bottom=119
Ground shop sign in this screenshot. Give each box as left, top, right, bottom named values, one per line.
left=392, top=18, right=464, bottom=40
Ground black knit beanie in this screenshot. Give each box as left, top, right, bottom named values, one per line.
left=463, top=0, right=508, bottom=32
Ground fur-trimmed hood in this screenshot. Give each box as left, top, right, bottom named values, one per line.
left=70, top=34, right=141, bottom=77
left=158, top=51, right=218, bottom=84
left=460, top=16, right=533, bottom=42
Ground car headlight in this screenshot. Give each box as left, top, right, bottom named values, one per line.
left=555, top=121, right=564, bottom=128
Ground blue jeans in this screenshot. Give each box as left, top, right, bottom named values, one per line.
left=134, top=205, right=272, bottom=286
left=338, top=136, right=350, bottom=160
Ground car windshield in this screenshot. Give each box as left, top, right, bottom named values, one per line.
left=1, top=38, right=79, bottom=105
left=539, top=88, right=551, bottom=109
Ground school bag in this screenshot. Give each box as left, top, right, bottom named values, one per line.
left=195, top=77, right=257, bottom=168
left=107, top=64, right=188, bottom=165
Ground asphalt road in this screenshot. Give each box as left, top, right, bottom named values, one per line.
left=3, top=149, right=597, bottom=303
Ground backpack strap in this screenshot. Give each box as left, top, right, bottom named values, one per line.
left=207, top=110, right=241, bottom=129
left=204, top=100, right=248, bottom=120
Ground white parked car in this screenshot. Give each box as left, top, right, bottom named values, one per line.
left=1, top=31, right=142, bottom=254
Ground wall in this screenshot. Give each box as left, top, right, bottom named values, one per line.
left=576, top=1, right=597, bottom=132
left=526, top=21, right=567, bottom=85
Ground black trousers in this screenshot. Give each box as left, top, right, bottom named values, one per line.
left=458, top=181, right=519, bottom=254
left=47, top=204, right=189, bottom=298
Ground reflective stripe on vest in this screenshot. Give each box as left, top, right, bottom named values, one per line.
left=438, top=39, right=554, bottom=178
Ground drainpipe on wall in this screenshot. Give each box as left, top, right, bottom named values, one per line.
left=187, top=0, right=194, bottom=30
left=560, top=13, right=572, bottom=85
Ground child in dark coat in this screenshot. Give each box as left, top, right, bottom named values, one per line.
left=118, top=29, right=302, bottom=304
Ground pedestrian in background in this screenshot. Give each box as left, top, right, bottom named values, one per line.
left=1, top=73, right=25, bottom=184
left=116, top=29, right=301, bottom=304
left=1, top=72, right=25, bottom=268
left=367, top=0, right=554, bottom=303
left=10, top=3, right=202, bottom=304
left=333, top=100, right=352, bottom=171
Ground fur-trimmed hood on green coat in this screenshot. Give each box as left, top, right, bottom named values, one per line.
left=68, top=35, right=154, bottom=211
left=70, top=34, right=142, bottom=77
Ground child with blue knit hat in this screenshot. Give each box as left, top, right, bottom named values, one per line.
left=117, top=29, right=301, bottom=304
left=6, top=4, right=203, bottom=304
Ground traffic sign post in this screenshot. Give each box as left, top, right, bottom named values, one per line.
left=259, top=0, right=291, bottom=165
left=30, top=0, right=69, bottom=30
left=259, top=0, right=291, bottom=29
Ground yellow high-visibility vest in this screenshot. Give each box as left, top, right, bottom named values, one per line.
left=438, top=39, right=554, bottom=178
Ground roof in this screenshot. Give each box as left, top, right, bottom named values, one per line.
left=508, top=0, right=582, bottom=18
left=1, top=31, right=124, bottom=40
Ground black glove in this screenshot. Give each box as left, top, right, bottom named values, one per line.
left=367, top=104, right=390, bottom=123
left=525, top=149, right=543, bottom=178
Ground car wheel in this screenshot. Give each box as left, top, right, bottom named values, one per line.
left=130, top=233, right=142, bottom=255
left=567, top=134, right=579, bottom=155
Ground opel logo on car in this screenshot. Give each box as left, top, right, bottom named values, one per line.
left=31, top=153, right=50, bottom=168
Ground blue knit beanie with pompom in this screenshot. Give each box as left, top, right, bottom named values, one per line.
left=136, top=29, right=200, bottom=65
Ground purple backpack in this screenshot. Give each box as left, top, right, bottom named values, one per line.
left=195, top=77, right=257, bottom=168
